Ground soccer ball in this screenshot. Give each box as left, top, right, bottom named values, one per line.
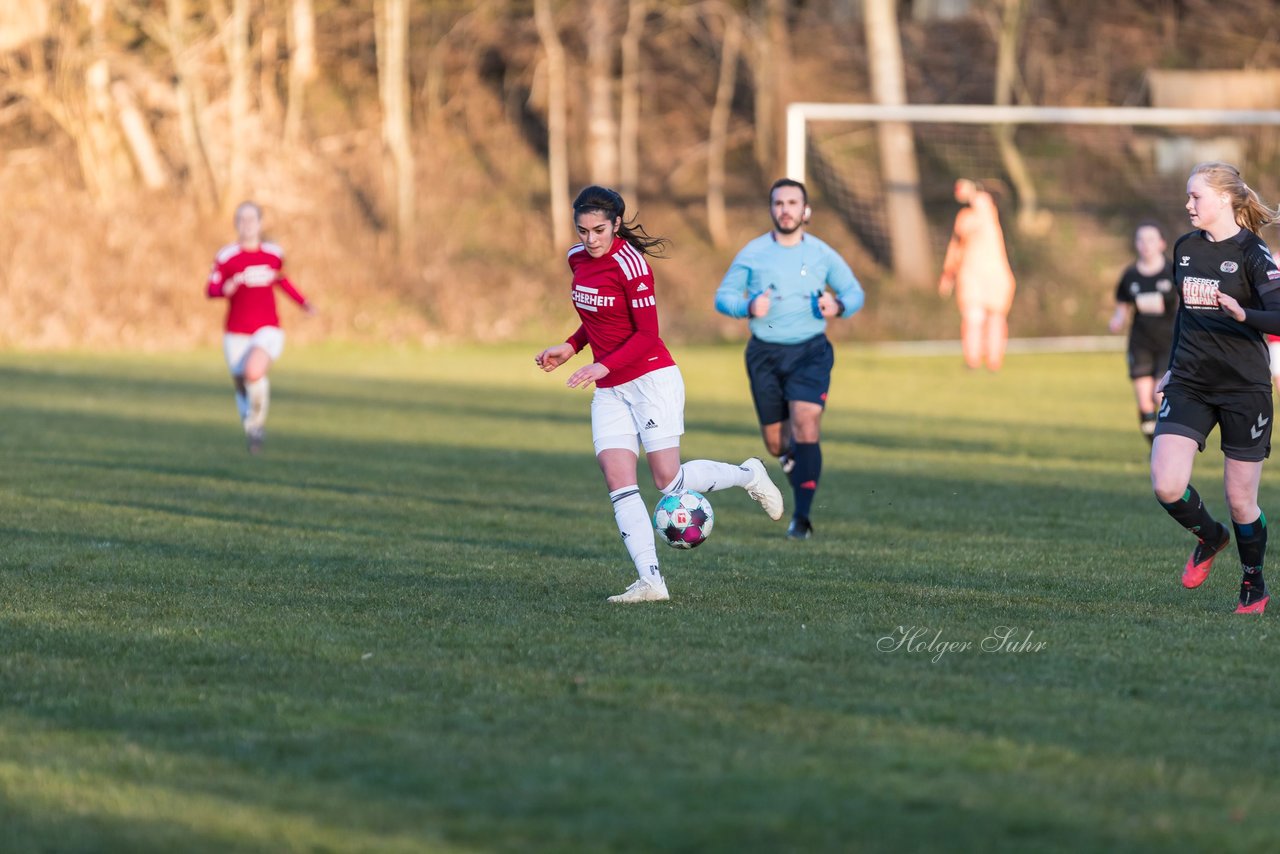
left=653, top=490, right=714, bottom=549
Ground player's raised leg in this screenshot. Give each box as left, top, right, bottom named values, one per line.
left=1152, top=432, right=1229, bottom=588
left=653, top=452, right=783, bottom=521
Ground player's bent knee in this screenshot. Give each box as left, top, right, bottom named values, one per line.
left=1152, top=481, right=1189, bottom=505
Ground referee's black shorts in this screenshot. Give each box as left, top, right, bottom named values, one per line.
left=744, top=333, right=834, bottom=426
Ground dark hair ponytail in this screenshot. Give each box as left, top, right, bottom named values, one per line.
left=572, top=185, right=669, bottom=258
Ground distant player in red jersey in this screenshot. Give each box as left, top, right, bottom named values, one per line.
left=206, top=201, right=314, bottom=453
left=535, top=186, right=783, bottom=604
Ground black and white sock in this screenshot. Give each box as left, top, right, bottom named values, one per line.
left=610, top=486, right=661, bottom=585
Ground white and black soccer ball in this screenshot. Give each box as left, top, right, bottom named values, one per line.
left=653, top=490, right=714, bottom=549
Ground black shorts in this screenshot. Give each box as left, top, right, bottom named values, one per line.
left=744, top=334, right=834, bottom=426
left=1127, top=338, right=1172, bottom=379
left=1155, top=382, right=1273, bottom=462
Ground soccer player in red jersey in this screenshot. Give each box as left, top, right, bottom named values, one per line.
left=1152, top=163, right=1280, bottom=614
left=206, top=201, right=314, bottom=454
left=535, top=186, right=783, bottom=604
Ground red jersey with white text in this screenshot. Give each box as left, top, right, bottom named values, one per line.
left=564, top=236, right=675, bottom=388
left=206, top=242, right=308, bottom=334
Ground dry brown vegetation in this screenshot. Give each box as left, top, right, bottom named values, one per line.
left=1, top=0, right=1278, bottom=350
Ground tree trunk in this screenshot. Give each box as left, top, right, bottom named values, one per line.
left=586, top=0, right=618, bottom=187
left=76, top=0, right=134, bottom=200
left=166, top=0, right=219, bottom=210
left=375, top=0, right=415, bottom=261
left=284, top=0, right=316, bottom=144
left=220, top=0, right=251, bottom=210
left=707, top=11, right=742, bottom=249
left=534, top=0, right=571, bottom=248
left=749, top=0, right=785, bottom=178
left=111, top=80, right=171, bottom=190
left=863, top=0, right=932, bottom=287
left=618, top=0, right=646, bottom=201
left=259, top=24, right=282, bottom=136
left=992, top=0, right=1047, bottom=234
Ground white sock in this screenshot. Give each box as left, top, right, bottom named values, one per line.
left=233, top=383, right=249, bottom=423
left=610, top=486, right=662, bottom=585
left=245, top=377, right=270, bottom=431
left=661, top=459, right=752, bottom=495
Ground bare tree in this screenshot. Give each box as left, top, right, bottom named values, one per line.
left=82, top=0, right=135, bottom=200
left=164, top=0, right=219, bottom=209
left=4, top=0, right=135, bottom=200
left=863, top=0, right=932, bottom=287
left=990, top=0, right=1048, bottom=233
left=375, top=0, right=415, bottom=260
left=618, top=0, right=646, bottom=200
left=586, top=0, right=618, bottom=186
left=749, top=0, right=789, bottom=179
left=284, top=0, right=316, bottom=144
left=111, top=80, right=171, bottom=189
left=534, top=0, right=571, bottom=248
left=707, top=7, right=742, bottom=248
left=212, top=0, right=252, bottom=209
left=259, top=21, right=282, bottom=135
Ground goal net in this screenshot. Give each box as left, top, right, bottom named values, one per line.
left=786, top=103, right=1280, bottom=337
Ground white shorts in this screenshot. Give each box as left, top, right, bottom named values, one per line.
left=223, top=326, right=285, bottom=375
left=591, top=365, right=685, bottom=455
left=1269, top=341, right=1280, bottom=377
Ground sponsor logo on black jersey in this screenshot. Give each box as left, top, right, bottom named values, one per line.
left=1182, top=276, right=1221, bottom=309
left=1180, top=256, right=1191, bottom=267
left=1157, top=278, right=1172, bottom=292
left=1220, top=261, right=1239, bottom=273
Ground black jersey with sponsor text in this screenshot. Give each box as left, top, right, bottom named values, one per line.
left=1168, top=228, right=1280, bottom=392
left=1114, top=259, right=1177, bottom=350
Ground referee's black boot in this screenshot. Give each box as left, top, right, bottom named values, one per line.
left=787, top=515, right=813, bottom=540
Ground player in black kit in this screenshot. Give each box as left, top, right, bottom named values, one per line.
left=1109, top=222, right=1178, bottom=444
left=1152, top=162, right=1280, bottom=614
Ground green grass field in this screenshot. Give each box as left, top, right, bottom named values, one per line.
left=3, top=343, right=1280, bottom=853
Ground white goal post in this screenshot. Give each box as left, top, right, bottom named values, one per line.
left=786, top=103, right=1280, bottom=184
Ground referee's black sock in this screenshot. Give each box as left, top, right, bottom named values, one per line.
left=790, top=441, right=821, bottom=521
left=1158, top=485, right=1221, bottom=541
left=1234, top=512, right=1268, bottom=569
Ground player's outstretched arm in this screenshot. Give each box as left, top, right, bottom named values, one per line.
left=535, top=342, right=576, bottom=372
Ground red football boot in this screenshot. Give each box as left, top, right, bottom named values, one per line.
left=1182, top=524, right=1230, bottom=589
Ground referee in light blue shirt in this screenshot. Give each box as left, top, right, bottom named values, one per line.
left=715, top=178, right=865, bottom=540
